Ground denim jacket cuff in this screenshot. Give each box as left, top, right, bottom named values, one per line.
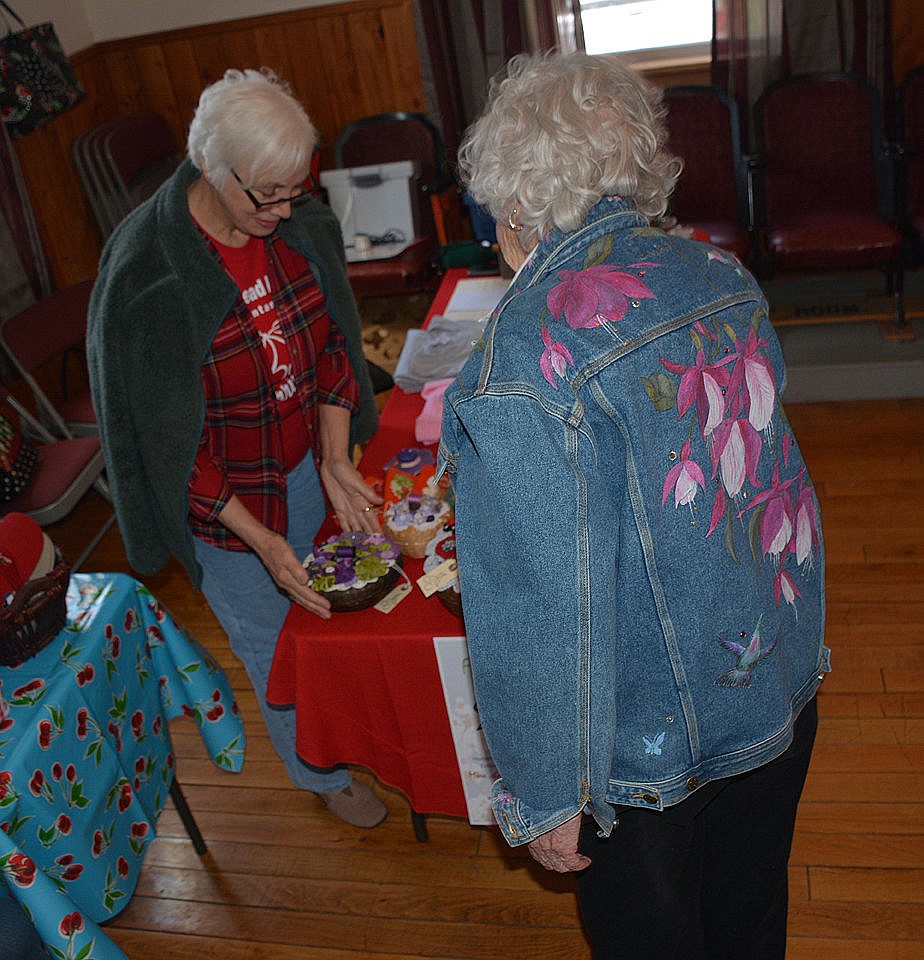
left=490, top=778, right=590, bottom=847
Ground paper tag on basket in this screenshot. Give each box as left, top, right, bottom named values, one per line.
left=417, top=558, right=458, bottom=598
left=374, top=580, right=412, bottom=613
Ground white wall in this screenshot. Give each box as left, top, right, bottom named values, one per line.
left=7, top=0, right=362, bottom=54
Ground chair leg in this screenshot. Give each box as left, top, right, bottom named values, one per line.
left=893, top=260, right=906, bottom=328
left=71, top=511, right=117, bottom=573
left=169, top=777, right=207, bottom=855
left=879, top=260, right=914, bottom=342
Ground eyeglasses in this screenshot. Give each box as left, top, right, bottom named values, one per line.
left=230, top=167, right=314, bottom=210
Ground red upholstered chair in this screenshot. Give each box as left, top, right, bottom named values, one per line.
left=331, top=112, right=456, bottom=297
left=0, top=278, right=97, bottom=437
left=72, top=113, right=180, bottom=240
left=898, top=65, right=924, bottom=262
left=664, top=85, right=752, bottom=261
left=754, top=73, right=906, bottom=328
left=102, top=113, right=179, bottom=216
left=1, top=391, right=114, bottom=571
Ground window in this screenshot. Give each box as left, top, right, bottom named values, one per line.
left=578, top=0, right=712, bottom=65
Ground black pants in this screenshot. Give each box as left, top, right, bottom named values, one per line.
left=577, top=699, right=818, bottom=960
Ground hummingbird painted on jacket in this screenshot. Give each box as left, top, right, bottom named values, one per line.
left=714, top=615, right=779, bottom=688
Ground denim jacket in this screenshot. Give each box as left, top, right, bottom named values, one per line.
left=438, top=198, right=829, bottom=846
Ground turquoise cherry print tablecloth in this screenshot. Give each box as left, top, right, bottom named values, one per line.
left=0, top=572, right=245, bottom=960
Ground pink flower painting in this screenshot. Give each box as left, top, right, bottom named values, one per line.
left=547, top=264, right=655, bottom=329
left=648, top=285, right=820, bottom=619
left=539, top=325, right=573, bottom=389
left=662, top=440, right=706, bottom=508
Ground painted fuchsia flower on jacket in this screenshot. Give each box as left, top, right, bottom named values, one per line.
left=538, top=262, right=657, bottom=387
left=662, top=439, right=706, bottom=508
left=539, top=324, right=574, bottom=388
left=547, top=264, right=656, bottom=330
left=660, top=349, right=731, bottom=438
left=651, top=297, right=820, bottom=617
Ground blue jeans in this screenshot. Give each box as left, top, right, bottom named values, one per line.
left=193, top=454, right=350, bottom=794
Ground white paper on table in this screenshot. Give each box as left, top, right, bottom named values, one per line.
left=433, top=635, right=500, bottom=825
left=443, top=277, right=510, bottom=322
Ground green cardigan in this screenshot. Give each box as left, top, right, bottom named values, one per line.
left=87, top=159, right=378, bottom=587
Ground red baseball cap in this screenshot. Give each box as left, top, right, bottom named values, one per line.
left=0, top=512, right=55, bottom=607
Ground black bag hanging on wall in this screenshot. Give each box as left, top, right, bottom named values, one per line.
left=0, top=0, right=84, bottom=138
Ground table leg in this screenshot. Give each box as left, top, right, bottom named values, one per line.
left=411, top=811, right=429, bottom=842
left=169, top=777, right=207, bottom=855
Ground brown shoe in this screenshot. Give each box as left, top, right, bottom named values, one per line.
left=320, top=781, right=387, bottom=828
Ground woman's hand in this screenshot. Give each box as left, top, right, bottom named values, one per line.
left=216, top=495, right=332, bottom=620
left=320, top=455, right=383, bottom=534
left=254, top=529, right=332, bottom=620
left=527, top=813, right=591, bottom=873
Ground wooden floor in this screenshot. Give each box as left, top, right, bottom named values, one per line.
left=43, top=395, right=924, bottom=960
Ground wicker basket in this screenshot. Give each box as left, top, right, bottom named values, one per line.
left=383, top=522, right=438, bottom=559
left=437, top=584, right=463, bottom=619
left=324, top=561, right=402, bottom=613
left=0, top=551, right=70, bottom=667
left=383, top=495, right=452, bottom=559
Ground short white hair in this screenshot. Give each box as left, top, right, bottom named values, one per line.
left=187, top=68, right=317, bottom=190
left=458, top=52, right=681, bottom=246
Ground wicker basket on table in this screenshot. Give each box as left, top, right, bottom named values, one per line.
left=0, top=550, right=71, bottom=667
left=422, top=524, right=463, bottom=619
left=303, top=533, right=404, bottom=613
left=382, top=494, right=452, bottom=559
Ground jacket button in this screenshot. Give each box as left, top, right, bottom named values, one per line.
left=686, top=776, right=699, bottom=791
left=642, top=793, right=658, bottom=804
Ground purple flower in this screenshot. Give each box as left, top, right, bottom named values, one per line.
left=333, top=559, right=355, bottom=585
left=547, top=264, right=655, bottom=329
left=539, top=325, right=573, bottom=388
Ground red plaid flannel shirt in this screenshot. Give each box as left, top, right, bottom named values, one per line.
left=188, top=234, right=359, bottom=550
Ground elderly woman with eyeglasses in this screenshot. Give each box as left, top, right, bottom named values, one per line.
left=88, top=69, right=387, bottom=828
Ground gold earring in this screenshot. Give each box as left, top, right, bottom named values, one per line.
left=507, top=207, right=523, bottom=232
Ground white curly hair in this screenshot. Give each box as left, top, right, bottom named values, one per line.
left=458, top=51, right=681, bottom=249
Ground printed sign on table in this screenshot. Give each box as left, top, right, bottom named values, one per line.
left=433, top=635, right=499, bottom=825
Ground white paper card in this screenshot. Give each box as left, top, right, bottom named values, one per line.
left=374, top=580, right=411, bottom=613
left=432, top=635, right=499, bottom=825
left=416, top=558, right=458, bottom=598
left=443, top=277, right=509, bottom=322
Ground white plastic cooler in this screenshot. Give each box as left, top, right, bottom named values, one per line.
left=320, top=160, right=422, bottom=260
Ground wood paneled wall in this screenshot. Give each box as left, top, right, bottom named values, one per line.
left=893, top=0, right=924, bottom=87
left=11, top=0, right=424, bottom=288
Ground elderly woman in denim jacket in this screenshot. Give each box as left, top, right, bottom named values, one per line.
left=438, top=52, right=829, bottom=959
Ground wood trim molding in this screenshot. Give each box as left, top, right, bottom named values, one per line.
left=14, top=0, right=424, bottom=287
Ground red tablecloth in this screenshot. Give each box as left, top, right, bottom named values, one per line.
left=266, top=270, right=474, bottom=819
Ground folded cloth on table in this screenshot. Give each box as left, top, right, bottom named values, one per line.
left=392, top=316, right=484, bottom=393
left=415, top=378, right=455, bottom=446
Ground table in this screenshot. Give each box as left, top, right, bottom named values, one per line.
left=0, top=572, right=245, bottom=960
left=267, top=269, right=491, bottom=834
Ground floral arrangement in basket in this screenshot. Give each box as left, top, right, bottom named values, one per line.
left=302, top=532, right=403, bottom=612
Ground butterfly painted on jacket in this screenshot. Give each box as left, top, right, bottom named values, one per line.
left=643, top=732, right=666, bottom=756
